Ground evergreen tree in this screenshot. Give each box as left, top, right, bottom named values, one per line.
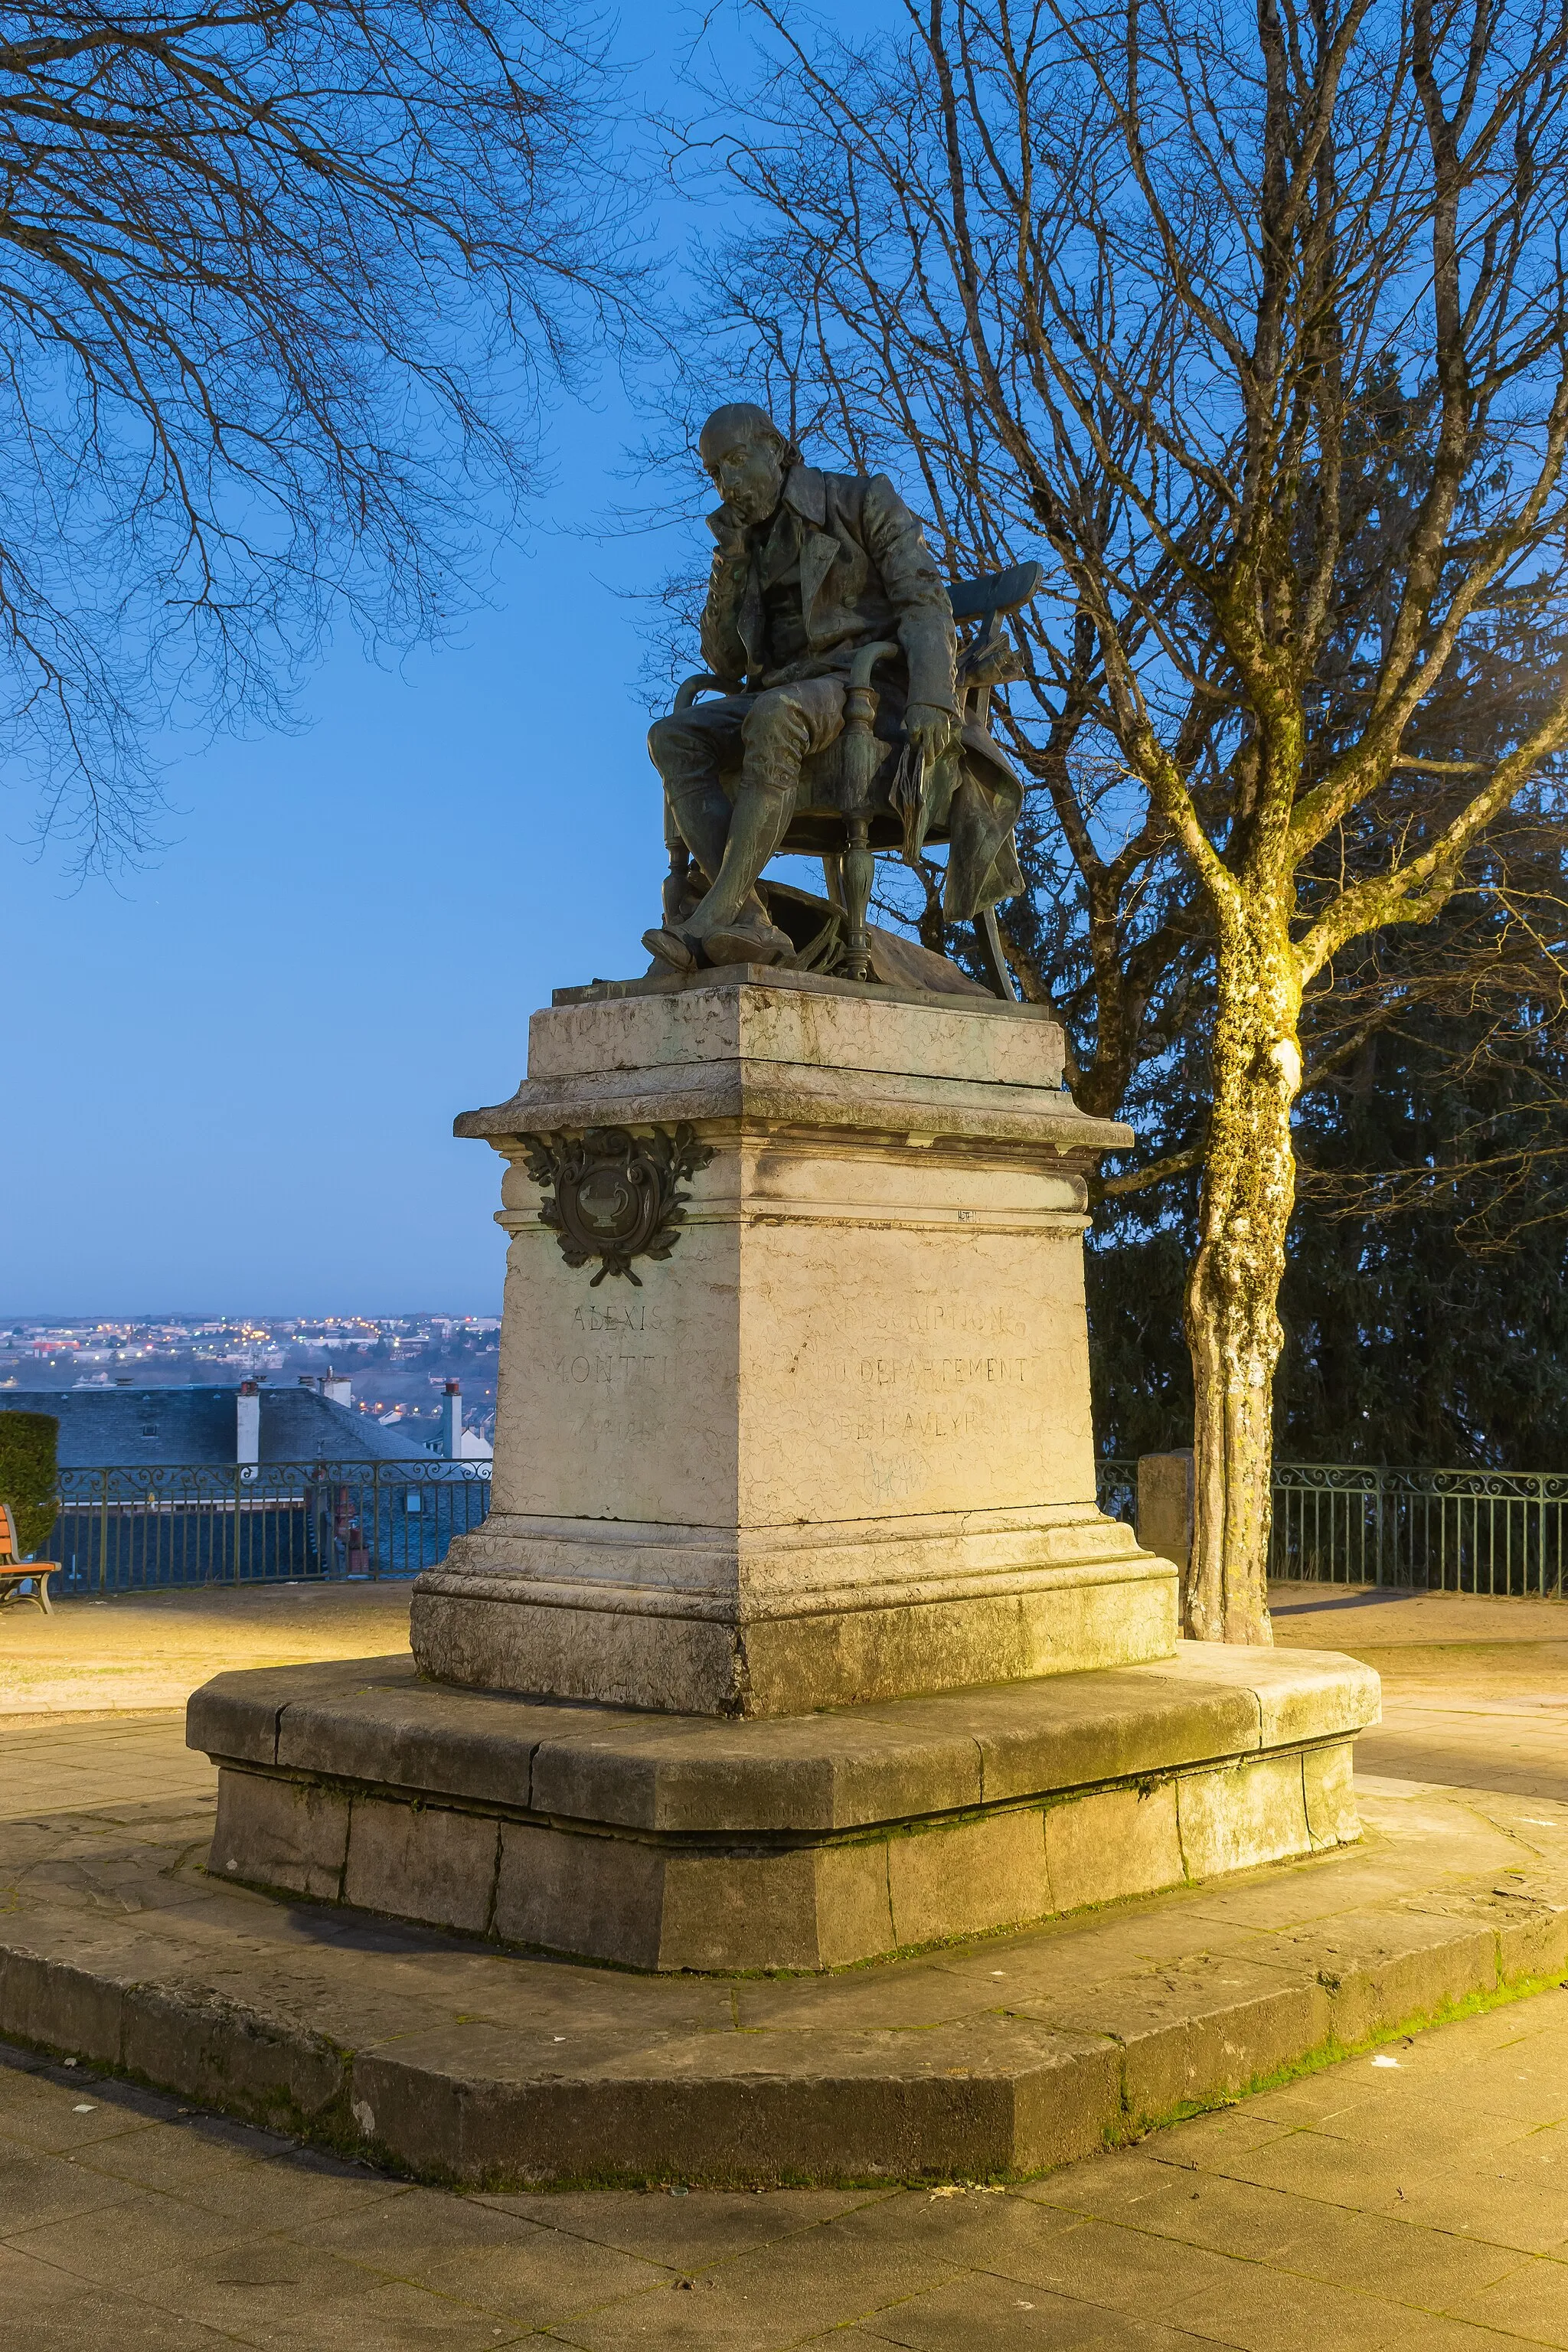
left=1084, top=790, right=1568, bottom=1468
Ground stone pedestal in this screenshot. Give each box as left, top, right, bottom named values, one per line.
left=410, top=965, right=1174, bottom=1717
left=192, top=964, right=1380, bottom=1977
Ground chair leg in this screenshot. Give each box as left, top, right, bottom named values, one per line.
left=37, top=1573, right=52, bottom=1615
left=978, top=905, right=1018, bottom=1001
left=662, top=835, right=694, bottom=931
left=843, top=818, right=873, bottom=982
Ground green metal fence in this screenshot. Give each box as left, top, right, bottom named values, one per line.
left=35, top=1455, right=1568, bottom=1599
left=46, top=1459, right=492, bottom=1594
left=1095, top=1459, right=1138, bottom=1534
left=1096, top=1457, right=1568, bottom=1597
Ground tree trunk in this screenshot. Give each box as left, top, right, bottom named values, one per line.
left=1182, top=923, right=1302, bottom=1643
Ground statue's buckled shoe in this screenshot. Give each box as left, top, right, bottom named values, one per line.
left=642, top=926, right=698, bottom=975
left=699, top=919, right=795, bottom=969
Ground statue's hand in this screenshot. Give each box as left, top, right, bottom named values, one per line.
left=904, top=703, right=956, bottom=768
left=707, top=503, right=750, bottom=567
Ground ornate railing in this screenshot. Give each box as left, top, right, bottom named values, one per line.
left=35, top=1454, right=1568, bottom=1599
left=1095, top=1456, right=1568, bottom=1598
left=1095, top=1457, right=1138, bottom=1531
left=44, top=1459, right=492, bottom=1594
left=1268, top=1462, right=1568, bottom=1596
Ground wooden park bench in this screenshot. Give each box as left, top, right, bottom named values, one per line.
left=0, top=1499, right=57, bottom=1612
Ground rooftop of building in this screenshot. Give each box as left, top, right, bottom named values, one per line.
left=0, top=1384, right=441, bottom=1469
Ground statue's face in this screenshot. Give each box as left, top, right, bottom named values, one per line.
left=707, top=429, right=787, bottom=525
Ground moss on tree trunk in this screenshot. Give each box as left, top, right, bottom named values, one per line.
left=1184, top=926, right=1302, bottom=1641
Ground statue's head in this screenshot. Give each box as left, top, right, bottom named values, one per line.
left=698, top=401, right=798, bottom=525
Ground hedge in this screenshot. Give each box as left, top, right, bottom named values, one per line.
left=0, top=1413, right=59, bottom=1557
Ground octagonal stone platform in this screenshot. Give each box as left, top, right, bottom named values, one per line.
left=189, top=1642, right=1379, bottom=1972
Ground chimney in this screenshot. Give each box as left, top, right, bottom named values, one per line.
left=237, top=1379, right=260, bottom=1468
left=322, top=1367, right=352, bottom=1410
left=441, top=1379, right=462, bottom=1460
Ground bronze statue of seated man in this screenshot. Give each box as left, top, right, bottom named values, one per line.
left=644, top=402, right=1026, bottom=975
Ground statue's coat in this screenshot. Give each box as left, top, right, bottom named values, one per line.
left=698, top=464, right=1024, bottom=921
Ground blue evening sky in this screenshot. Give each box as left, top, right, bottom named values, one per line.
left=2, top=1, right=884, bottom=1318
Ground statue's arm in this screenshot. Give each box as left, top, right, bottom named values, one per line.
left=861, top=474, right=959, bottom=714
left=699, top=506, right=750, bottom=684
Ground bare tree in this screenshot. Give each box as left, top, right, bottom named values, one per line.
left=680, top=0, right=1568, bottom=1640
left=0, top=2, right=636, bottom=866
left=1087, top=779, right=1568, bottom=1470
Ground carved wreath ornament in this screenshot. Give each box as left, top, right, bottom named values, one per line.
left=520, top=1125, right=714, bottom=1285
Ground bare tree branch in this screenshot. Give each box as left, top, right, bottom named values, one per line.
left=0, top=0, right=641, bottom=867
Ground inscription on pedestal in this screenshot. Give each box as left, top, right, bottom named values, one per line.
left=497, top=1227, right=1089, bottom=1525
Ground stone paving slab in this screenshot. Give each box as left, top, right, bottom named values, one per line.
left=1, top=1714, right=1566, bottom=2187
left=2, top=1987, right=1566, bottom=2347
left=1270, top=1581, right=1568, bottom=1645
left=1271, top=1584, right=1568, bottom=1805
left=0, top=1581, right=413, bottom=1718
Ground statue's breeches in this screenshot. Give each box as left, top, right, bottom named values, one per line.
left=648, top=678, right=848, bottom=806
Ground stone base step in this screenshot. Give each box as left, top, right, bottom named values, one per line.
left=188, top=1645, right=1379, bottom=1970
left=1, top=1745, right=1564, bottom=2186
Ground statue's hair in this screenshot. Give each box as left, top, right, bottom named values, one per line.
left=698, top=401, right=802, bottom=473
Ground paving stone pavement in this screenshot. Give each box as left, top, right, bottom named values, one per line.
left=1, top=1579, right=1565, bottom=2340
left=1270, top=1584, right=1568, bottom=1804
left=1, top=1983, right=1565, bottom=2347
left=0, top=1582, right=413, bottom=1719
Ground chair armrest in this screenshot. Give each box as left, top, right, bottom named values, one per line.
left=848, top=639, right=903, bottom=692
left=674, top=673, right=742, bottom=712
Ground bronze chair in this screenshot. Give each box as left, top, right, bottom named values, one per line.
left=662, top=560, right=1043, bottom=997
